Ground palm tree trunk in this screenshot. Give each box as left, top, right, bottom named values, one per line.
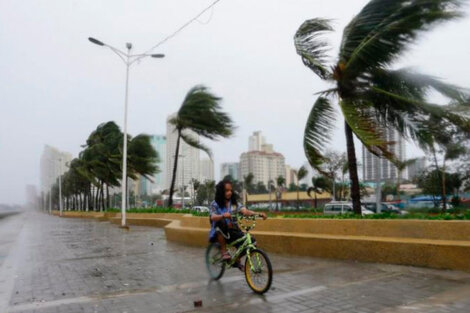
left=332, top=175, right=336, bottom=201
left=100, top=181, right=104, bottom=212
left=345, top=122, right=361, bottom=214
left=106, top=185, right=110, bottom=210
left=87, top=187, right=91, bottom=212
left=442, top=161, right=447, bottom=212
left=296, top=185, right=300, bottom=210
left=396, top=172, right=401, bottom=202
left=314, top=193, right=318, bottom=209
left=168, top=130, right=182, bottom=207
left=95, top=184, right=100, bottom=212
left=432, top=148, right=446, bottom=213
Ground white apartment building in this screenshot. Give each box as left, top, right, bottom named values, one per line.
left=200, top=158, right=215, bottom=182
left=40, top=145, right=72, bottom=193
left=362, top=128, right=406, bottom=182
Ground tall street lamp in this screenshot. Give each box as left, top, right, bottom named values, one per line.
left=88, top=37, right=164, bottom=227
left=58, top=157, right=63, bottom=217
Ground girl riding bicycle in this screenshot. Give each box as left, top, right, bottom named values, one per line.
left=208, top=179, right=267, bottom=268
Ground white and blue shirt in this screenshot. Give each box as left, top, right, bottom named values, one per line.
left=208, top=200, right=241, bottom=240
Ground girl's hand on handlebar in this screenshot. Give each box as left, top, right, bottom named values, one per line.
left=223, top=212, right=231, bottom=219
left=259, top=212, right=267, bottom=220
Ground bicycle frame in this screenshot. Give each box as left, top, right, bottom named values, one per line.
left=223, top=231, right=262, bottom=272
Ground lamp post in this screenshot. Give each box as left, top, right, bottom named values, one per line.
left=88, top=37, right=164, bottom=227
left=58, top=157, right=63, bottom=216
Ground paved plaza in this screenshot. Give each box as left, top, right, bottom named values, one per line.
left=1, top=212, right=470, bottom=313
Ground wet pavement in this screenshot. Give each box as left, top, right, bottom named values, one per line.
left=1, top=212, right=470, bottom=313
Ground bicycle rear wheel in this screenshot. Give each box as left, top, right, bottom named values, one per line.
left=244, top=248, right=272, bottom=294
left=205, top=242, right=225, bottom=280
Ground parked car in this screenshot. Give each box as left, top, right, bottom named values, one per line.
left=323, top=202, right=374, bottom=216
left=191, top=206, right=210, bottom=213
left=362, top=202, right=408, bottom=215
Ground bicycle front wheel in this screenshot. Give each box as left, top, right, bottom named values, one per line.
left=244, top=248, right=272, bottom=294
left=205, top=242, right=225, bottom=280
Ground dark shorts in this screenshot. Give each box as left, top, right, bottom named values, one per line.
left=211, top=220, right=255, bottom=248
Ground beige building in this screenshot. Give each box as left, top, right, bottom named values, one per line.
left=285, top=165, right=298, bottom=186
left=240, top=144, right=285, bottom=187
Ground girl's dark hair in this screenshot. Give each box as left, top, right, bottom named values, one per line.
left=215, top=179, right=238, bottom=208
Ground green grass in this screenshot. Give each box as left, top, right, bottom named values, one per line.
left=106, top=207, right=192, bottom=214
left=105, top=207, right=470, bottom=220
left=276, top=211, right=470, bottom=220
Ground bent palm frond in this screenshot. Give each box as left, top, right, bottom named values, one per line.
left=340, top=100, right=396, bottom=160
left=180, top=131, right=212, bottom=159
left=303, top=97, right=337, bottom=174
left=342, top=0, right=463, bottom=76
left=294, top=18, right=334, bottom=80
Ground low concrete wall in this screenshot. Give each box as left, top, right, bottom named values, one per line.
left=164, top=215, right=470, bottom=272
left=51, top=211, right=470, bottom=272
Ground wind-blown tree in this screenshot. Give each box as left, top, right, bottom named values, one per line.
left=295, top=166, right=308, bottom=209
left=64, top=122, right=159, bottom=211
left=80, top=121, right=123, bottom=210
left=276, top=176, right=286, bottom=210
left=394, top=158, right=418, bottom=202
left=427, top=120, right=468, bottom=211
left=243, top=173, right=256, bottom=194
left=254, top=181, right=268, bottom=194
left=323, top=151, right=347, bottom=201
left=127, top=134, right=160, bottom=202
left=339, top=160, right=349, bottom=200
left=190, top=178, right=201, bottom=206
left=294, top=0, right=470, bottom=214
left=168, top=86, right=235, bottom=207
left=308, top=176, right=329, bottom=209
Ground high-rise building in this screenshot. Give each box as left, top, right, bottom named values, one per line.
left=240, top=140, right=285, bottom=187
left=249, top=131, right=266, bottom=151
left=200, top=158, right=214, bottom=182
left=40, top=145, right=72, bottom=194
left=220, top=162, right=240, bottom=181
left=407, top=157, right=427, bottom=181
left=362, top=129, right=406, bottom=182
left=166, top=114, right=201, bottom=191
left=148, top=135, right=166, bottom=193
left=285, top=165, right=298, bottom=187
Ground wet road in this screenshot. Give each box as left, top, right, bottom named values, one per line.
left=1, top=212, right=470, bottom=313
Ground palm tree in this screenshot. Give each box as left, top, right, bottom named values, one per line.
left=294, top=0, right=470, bottom=214
left=168, top=86, right=235, bottom=207
left=268, top=179, right=275, bottom=211
left=295, top=166, right=308, bottom=209
left=276, top=176, right=286, bottom=210
left=308, top=176, right=329, bottom=209
left=243, top=173, right=255, bottom=194
left=394, top=158, right=418, bottom=202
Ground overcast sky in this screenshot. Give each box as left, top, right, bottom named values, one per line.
left=1, top=0, right=469, bottom=205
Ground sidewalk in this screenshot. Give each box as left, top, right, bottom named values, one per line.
left=2, top=212, right=470, bottom=313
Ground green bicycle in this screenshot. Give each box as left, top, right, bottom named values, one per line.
left=205, top=214, right=273, bottom=294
